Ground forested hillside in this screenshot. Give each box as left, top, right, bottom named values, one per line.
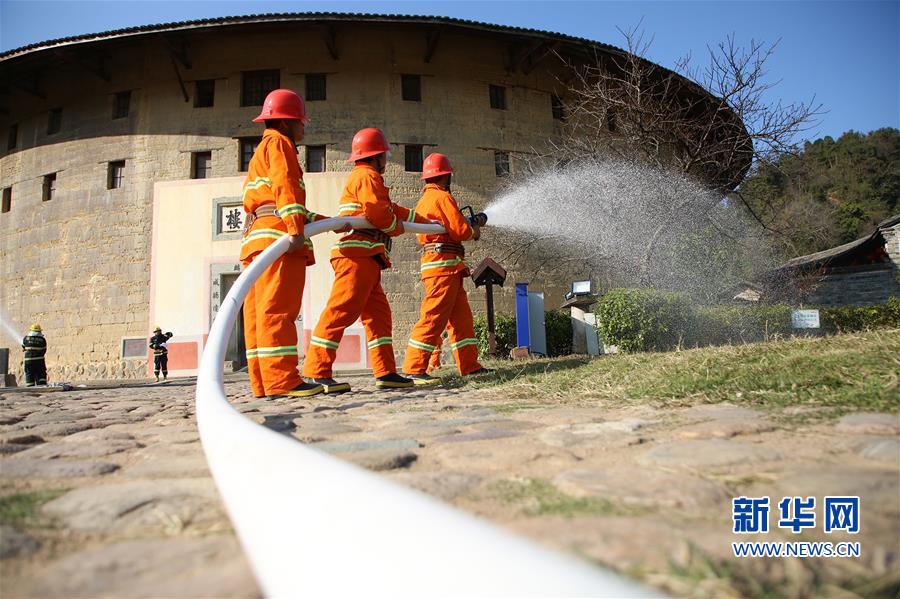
left=738, top=128, right=899, bottom=258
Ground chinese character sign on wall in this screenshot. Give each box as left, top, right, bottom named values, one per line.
left=220, top=205, right=246, bottom=234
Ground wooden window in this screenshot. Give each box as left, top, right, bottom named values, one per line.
left=305, top=74, right=327, bottom=101
left=1, top=188, right=10, bottom=213
left=113, top=91, right=131, bottom=119
left=47, top=108, right=62, bottom=135
left=192, top=151, right=212, bottom=179
left=7, top=123, right=17, bottom=151
left=108, top=161, right=125, bottom=189
left=494, top=151, right=510, bottom=177
left=241, top=70, right=280, bottom=107
left=194, top=79, right=215, bottom=108
left=239, top=137, right=261, bottom=172
left=42, top=173, right=56, bottom=202
left=306, top=145, right=326, bottom=173
left=405, top=145, right=423, bottom=172
left=489, top=85, right=506, bottom=110
left=551, top=94, right=565, bottom=120
left=401, top=74, right=421, bottom=101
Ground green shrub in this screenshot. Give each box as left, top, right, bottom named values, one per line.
left=595, top=288, right=900, bottom=353
left=696, top=305, right=794, bottom=344
left=594, top=288, right=697, bottom=352
left=821, top=298, right=900, bottom=333
left=545, top=310, right=573, bottom=357
left=474, top=313, right=517, bottom=358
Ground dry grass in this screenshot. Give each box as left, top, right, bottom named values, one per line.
left=444, top=329, right=900, bottom=415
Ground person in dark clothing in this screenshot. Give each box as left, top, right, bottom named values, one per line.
left=149, top=326, right=173, bottom=382
left=22, top=324, right=47, bottom=386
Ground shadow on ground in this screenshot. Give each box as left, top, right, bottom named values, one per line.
left=441, top=357, right=595, bottom=389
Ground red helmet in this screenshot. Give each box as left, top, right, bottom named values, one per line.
left=348, top=128, right=391, bottom=162
left=421, top=153, right=454, bottom=180
left=253, top=89, right=309, bottom=123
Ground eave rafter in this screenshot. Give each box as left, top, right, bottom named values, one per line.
left=424, top=28, right=440, bottom=63
left=322, top=25, right=339, bottom=60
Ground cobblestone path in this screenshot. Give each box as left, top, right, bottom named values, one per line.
left=1, top=376, right=897, bottom=597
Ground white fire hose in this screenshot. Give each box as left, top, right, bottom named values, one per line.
left=195, top=216, right=656, bottom=597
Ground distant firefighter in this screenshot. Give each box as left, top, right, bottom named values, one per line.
left=22, top=323, right=47, bottom=386
left=149, top=326, right=173, bottom=382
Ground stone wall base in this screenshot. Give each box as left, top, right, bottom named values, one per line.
left=12, top=358, right=147, bottom=384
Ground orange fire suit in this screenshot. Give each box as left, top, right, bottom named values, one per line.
left=240, top=128, right=327, bottom=397
left=426, top=330, right=448, bottom=372
left=302, top=163, right=429, bottom=379
left=402, top=183, right=483, bottom=376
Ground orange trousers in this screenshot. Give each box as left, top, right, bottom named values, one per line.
left=302, top=257, right=396, bottom=379
left=427, top=335, right=445, bottom=372
left=241, top=251, right=306, bottom=397
left=403, top=273, right=483, bottom=375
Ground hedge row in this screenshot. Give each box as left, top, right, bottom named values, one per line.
left=594, top=288, right=900, bottom=353
left=472, top=310, right=573, bottom=358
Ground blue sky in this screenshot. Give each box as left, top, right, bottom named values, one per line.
left=1, top=0, right=897, bottom=143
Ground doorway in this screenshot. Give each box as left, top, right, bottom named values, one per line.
left=220, top=274, right=247, bottom=371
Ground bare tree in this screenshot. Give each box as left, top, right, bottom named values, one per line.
left=554, top=26, right=823, bottom=194
left=488, top=26, right=825, bottom=295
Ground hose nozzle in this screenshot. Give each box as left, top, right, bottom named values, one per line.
left=461, top=206, right=489, bottom=228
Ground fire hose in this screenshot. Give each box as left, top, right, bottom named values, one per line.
left=195, top=215, right=656, bottom=597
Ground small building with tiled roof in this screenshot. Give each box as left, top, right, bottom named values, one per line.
left=762, top=215, right=900, bottom=306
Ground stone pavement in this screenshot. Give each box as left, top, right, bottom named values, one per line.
left=1, top=376, right=898, bottom=597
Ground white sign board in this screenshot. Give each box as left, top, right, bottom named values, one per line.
left=791, top=309, right=820, bottom=329
left=220, top=205, right=246, bottom=234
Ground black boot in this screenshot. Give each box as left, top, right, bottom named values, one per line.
left=405, top=373, right=442, bottom=386
left=271, top=381, right=325, bottom=399
left=311, top=378, right=352, bottom=394
left=375, top=372, right=414, bottom=389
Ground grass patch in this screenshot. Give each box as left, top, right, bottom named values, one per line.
left=0, top=489, right=67, bottom=527
left=448, top=330, right=900, bottom=414
left=489, top=478, right=643, bottom=518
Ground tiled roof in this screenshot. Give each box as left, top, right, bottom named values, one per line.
left=1, top=12, right=624, bottom=61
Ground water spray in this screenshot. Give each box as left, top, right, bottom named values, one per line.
left=481, top=159, right=774, bottom=300
left=0, top=308, right=24, bottom=346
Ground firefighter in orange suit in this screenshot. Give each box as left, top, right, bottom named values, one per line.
left=402, top=153, right=493, bottom=384
left=240, top=89, right=329, bottom=399
left=302, top=128, right=430, bottom=392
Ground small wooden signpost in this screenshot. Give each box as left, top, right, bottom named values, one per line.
left=471, top=258, right=508, bottom=356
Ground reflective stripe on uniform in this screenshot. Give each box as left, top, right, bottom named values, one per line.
left=23, top=356, right=45, bottom=361
left=246, top=345, right=297, bottom=359
left=407, top=338, right=436, bottom=353
left=333, top=240, right=385, bottom=250
left=406, top=210, right=417, bottom=223
left=310, top=336, right=339, bottom=350
left=242, top=228, right=286, bottom=246
left=241, top=177, right=272, bottom=200
left=338, top=203, right=362, bottom=213
left=450, top=338, right=479, bottom=351
left=367, top=337, right=393, bottom=349
left=279, top=203, right=310, bottom=219
left=420, top=258, right=463, bottom=271
left=380, top=214, right=398, bottom=234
